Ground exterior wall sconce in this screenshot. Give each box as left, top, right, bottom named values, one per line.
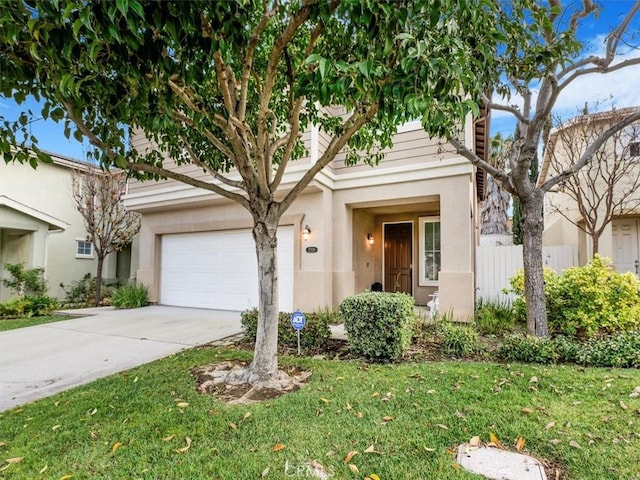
left=302, top=225, right=311, bottom=242
left=367, top=233, right=374, bottom=245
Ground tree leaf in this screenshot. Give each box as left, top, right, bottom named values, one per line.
left=515, top=436, right=526, bottom=452
left=162, top=434, right=175, bottom=442
left=344, top=450, right=358, bottom=463
left=348, top=463, right=359, bottom=473
left=175, top=437, right=192, bottom=453
left=489, top=432, right=503, bottom=448
left=273, top=443, right=285, bottom=452
left=112, top=441, right=122, bottom=454
left=544, top=421, right=556, bottom=430
left=364, top=445, right=375, bottom=453
left=382, top=416, right=394, bottom=422
left=5, top=457, right=23, bottom=464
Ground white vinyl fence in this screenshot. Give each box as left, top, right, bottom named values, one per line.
left=476, top=245, right=578, bottom=303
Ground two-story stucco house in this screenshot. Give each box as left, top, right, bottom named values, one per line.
left=124, top=115, right=488, bottom=319
left=0, top=153, right=137, bottom=300
left=540, top=107, right=640, bottom=275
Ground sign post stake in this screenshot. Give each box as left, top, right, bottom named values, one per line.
left=290, top=310, right=306, bottom=356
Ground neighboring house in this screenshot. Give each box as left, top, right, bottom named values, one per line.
left=124, top=114, right=489, bottom=319
left=539, top=107, right=640, bottom=275
left=0, top=153, right=138, bottom=301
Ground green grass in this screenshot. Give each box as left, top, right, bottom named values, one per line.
left=0, top=348, right=639, bottom=479
left=0, top=315, right=74, bottom=332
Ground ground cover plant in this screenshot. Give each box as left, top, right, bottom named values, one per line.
left=0, top=347, right=638, bottom=480
left=0, top=314, right=74, bottom=333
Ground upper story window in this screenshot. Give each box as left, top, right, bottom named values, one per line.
left=630, top=141, right=640, bottom=159
left=76, top=240, right=94, bottom=259
left=418, top=216, right=440, bottom=286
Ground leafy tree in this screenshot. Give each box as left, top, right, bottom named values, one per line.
left=450, top=0, right=640, bottom=336
left=545, top=108, right=640, bottom=257
left=71, top=168, right=141, bottom=306
left=0, top=1, right=500, bottom=384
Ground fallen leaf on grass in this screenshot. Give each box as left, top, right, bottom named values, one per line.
left=4, top=457, right=23, bottom=464
left=354, top=412, right=363, bottom=418
left=521, top=407, right=534, bottom=414
left=52, top=425, right=62, bottom=431
left=59, top=475, right=74, bottom=480
left=89, top=408, right=98, bottom=416
left=344, top=450, right=358, bottom=463
left=230, top=422, right=237, bottom=430
left=629, top=386, right=640, bottom=398
left=382, top=416, right=394, bottom=422
left=175, top=437, right=192, bottom=453
left=273, top=444, right=286, bottom=452
left=365, top=475, right=380, bottom=480
left=426, top=389, right=436, bottom=394
left=242, top=411, right=252, bottom=421
left=545, top=421, right=556, bottom=430
left=371, top=392, right=379, bottom=398
left=176, top=402, right=189, bottom=409
left=569, top=440, right=582, bottom=449
left=112, top=442, right=122, bottom=454
left=436, top=424, right=449, bottom=430
left=529, top=376, right=539, bottom=383
left=488, top=432, right=503, bottom=448
left=348, top=463, right=359, bottom=473
left=364, top=445, right=375, bottom=453
left=423, top=447, right=436, bottom=452
left=515, top=436, right=526, bottom=452
left=0, top=442, right=5, bottom=447
left=469, top=436, right=481, bottom=448
left=619, top=401, right=628, bottom=410
left=320, top=398, right=330, bottom=404
left=39, top=464, right=48, bottom=474
left=162, top=434, right=176, bottom=442
left=549, top=439, right=562, bottom=445
left=261, top=466, right=270, bottom=477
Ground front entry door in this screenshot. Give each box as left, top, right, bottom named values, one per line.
left=612, top=219, right=640, bottom=277
left=384, top=223, right=412, bottom=294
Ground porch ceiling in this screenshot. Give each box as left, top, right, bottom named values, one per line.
left=350, top=195, right=440, bottom=215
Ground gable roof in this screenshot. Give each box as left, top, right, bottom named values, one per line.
left=0, top=195, right=68, bottom=231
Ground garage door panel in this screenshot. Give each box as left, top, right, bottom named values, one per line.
left=160, top=227, right=293, bottom=311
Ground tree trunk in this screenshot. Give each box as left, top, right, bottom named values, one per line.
left=521, top=191, right=549, bottom=336
left=247, top=219, right=280, bottom=384
left=95, top=255, right=104, bottom=307
left=592, top=234, right=599, bottom=257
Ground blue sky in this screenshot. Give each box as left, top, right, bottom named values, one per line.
left=1, top=2, right=639, bottom=160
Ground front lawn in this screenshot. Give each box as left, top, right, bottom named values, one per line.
left=0, top=315, right=74, bottom=333
left=0, top=347, right=638, bottom=479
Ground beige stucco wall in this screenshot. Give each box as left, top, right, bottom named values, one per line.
left=0, top=160, right=119, bottom=300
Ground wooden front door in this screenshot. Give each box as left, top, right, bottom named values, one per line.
left=384, top=223, right=413, bottom=294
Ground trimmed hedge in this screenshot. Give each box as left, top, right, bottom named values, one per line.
left=240, top=308, right=331, bottom=352
left=339, top=292, right=414, bottom=362
left=497, top=332, right=640, bottom=368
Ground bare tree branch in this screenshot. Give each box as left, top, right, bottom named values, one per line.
left=181, top=135, right=246, bottom=190
left=449, top=137, right=516, bottom=193
left=541, top=109, right=640, bottom=191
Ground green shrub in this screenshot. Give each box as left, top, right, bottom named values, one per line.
left=111, top=284, right=148, bottom=309
left=2, top=262, right=47, bottom=296
left=435, top=321, right=481, bottom=356
left=576, top=332, right=640, bottom=368
left=339, top=292, right=414, bottom=362
left=506, top=267, right=560, bottom=325
left=496, top=334, right=559, bottom=364
left=0, top=297, right=29, bottom=318
left=24, top=295, right=60, bottom=317
left=506, top=256, right=640, bottom=338
left=60, top=274, right=122, bottom=308
left=240, top=308, right=331, bottom=352
left=474, top=298, right=517, bottom=335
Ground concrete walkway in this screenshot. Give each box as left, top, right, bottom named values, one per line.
left=0, top=306, right=242, bottom=412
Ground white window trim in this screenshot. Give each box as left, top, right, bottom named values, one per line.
left=75, top=239, right=94, bottom=259
left=418, top=216, right=440, bottom=286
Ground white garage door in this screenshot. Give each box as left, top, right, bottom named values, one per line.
left=160, top=226, right=294, bottom=311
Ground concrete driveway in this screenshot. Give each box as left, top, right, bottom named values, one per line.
left=0, top=306, right=242, bottom=412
